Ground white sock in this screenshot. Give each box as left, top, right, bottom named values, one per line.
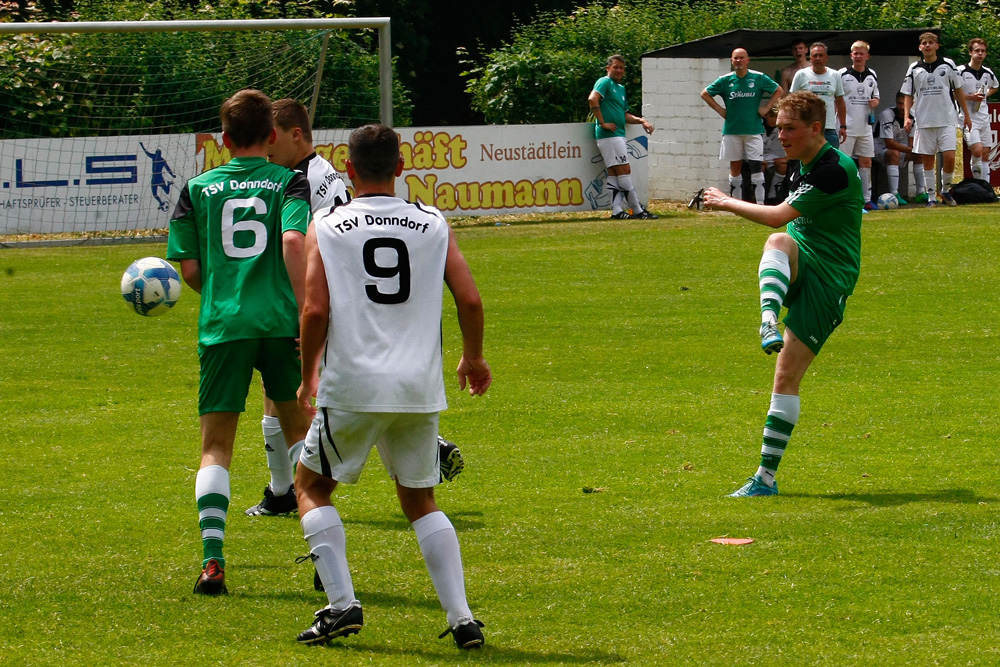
left=924, top=168, right=937, bottom=201
left=859, top=167, right=871, bottom=202
left=913, top=165, right=926, bottom=192
left=943, top=170, right=954, bottom=190
left=606, top=175, right=622, bottom=214
left=887, top=164, right=900, bottom=193
left=971, top=156, right=984, bottom=180
left=617, top=173, right=643, bottom=214
left=261, top=415, right=293, bottom=495
left=729, top=174, right=742, bottom=198
left=195, top=465, right=230, bottom=565
left=302, top=506, right=357, bottom=610
left=751, top=171, right=765, bottom=204
left=413, top=511, right=472, bottom=627
left=984, top=162, right=991, bottom=182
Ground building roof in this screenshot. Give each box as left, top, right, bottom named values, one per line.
left=644, top=28, right=936, bottom=59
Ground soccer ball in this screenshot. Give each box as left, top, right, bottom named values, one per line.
left=121, top=257, right=181, bottom=316
left=876, top=193, right=899, bottom=210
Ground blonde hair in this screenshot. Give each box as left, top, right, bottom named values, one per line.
left=851, top=41, right=870, bottom=53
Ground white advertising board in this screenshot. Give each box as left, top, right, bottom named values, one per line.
left=0, top=124, right=649, bottom=234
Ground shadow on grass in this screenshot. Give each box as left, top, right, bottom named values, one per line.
left=234, top=589, right=442, bottom=610
left=308, top=641, right=627, bottom=664
left=350, top=510, right=485, bottom=532
left=784, top=488, right=997, bottom=506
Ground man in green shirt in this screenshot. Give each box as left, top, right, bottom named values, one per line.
left=588, top=54, right=658, bottom=219
left=702, top=91, right=863, bottom=497
left=167, top=89, right=313, bottom=594
left=702, top=48, right=784, bottom=204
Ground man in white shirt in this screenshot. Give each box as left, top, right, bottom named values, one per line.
left=901, top=32, right=972, bottom=206
left=957, top=38, right=1000, bottom=181
left=839, top=41, right=880, bottom=209
left=791, top=42, right=846, bottom=148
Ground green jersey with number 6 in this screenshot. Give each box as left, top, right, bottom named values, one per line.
left=167, top=156, right=311, bottom=347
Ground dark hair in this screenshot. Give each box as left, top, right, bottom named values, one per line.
left=220, top=89, right=273, bottom=149
left=348, top=124, right=400, bottom=181
left=790, top=38, right=807, bottom=48
left=606, top=54, right=625, bottom=67
left=777, top=91, right=825, bottom=127
left=919, top=32, right=939, bottom=45
left=969, top=38, right=988, bottom=52
left=273, top=98, right=312, bottom=143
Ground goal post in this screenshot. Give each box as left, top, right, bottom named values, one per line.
left=0, top=18, right=392, bottom=241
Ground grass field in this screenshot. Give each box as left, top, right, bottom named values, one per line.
left=3, top=204, right=1000, bottom=665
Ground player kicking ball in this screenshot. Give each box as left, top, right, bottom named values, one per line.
left=702, top=91, right=863, bottom=497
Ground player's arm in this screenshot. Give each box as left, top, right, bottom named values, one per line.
left=178, top=259, right=202, bottom=294
left=884, top=137, right=911, bottom=153
left=443, top=225, right=491, bottom=397
left=760, top=86, right=784, bottom=116
left=282, top=229, right=307, bottom=316
left=588, top=89, right=617, bottom=133
left=701, top=88, right=726, bottom=119
left=282, top=173, right=312, bottom=315
left=296, top=224, right=330, bottom=417
left=835, top=95, right=847, bottom=141
left=901, top=94, right=914, bottom=131
left=954, top=86, right=973, bottom=129
left=702, top=187, right=801, bottom=228
left=625, top=112, right=654, bottom=134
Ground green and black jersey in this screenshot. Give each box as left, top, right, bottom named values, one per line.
left=785, top=144, right=863, bottom=295
left=167, top=156, right=311, bottom=347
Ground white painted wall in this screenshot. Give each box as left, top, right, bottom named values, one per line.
left=642, top=54, right=918, bottom=202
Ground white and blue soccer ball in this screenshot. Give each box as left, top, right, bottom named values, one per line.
left=876, top=192, right=899, bottom=210
left=121, top=257, right=181, bottom=316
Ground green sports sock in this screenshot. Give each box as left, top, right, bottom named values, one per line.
left=757, top=393, right=799, bottom=486
left=196, top=465, right=230, bottom=569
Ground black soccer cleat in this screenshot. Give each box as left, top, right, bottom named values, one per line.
left=297, top=603, right=364, bottom=644
left=438, top=436, right=465, bottom=482
left=244, top=484, right=297, bottom=516
left=634, top=209, right=659, bottom=219
left=193, top=558, right=228, bottom=596
left=609, top=211, right=634, bottom=219
left=439, top=619, right=485, bottom=649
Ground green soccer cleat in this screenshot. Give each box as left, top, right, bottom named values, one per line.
left=727, top=475, right=779, bottom=498
left=913, top=191, right=929, bottom=204
left=894, top=193, right=908, bottom=206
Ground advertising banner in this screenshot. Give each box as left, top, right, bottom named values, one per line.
left=0, top=124, right=649, bottom=234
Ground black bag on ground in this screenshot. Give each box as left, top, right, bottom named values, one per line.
left=949, top=177, right=998, bottom=204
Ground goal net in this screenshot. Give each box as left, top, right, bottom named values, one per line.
left=0, top=18, right=394, bottom=241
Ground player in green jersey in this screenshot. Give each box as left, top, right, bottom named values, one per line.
left=702, top=48, right=783, bottom=204
left=702, top=91, right=863, bottom=497
left=167, top=89, right=314, bottom=594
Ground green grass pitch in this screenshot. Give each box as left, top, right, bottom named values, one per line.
left=3, top=204, right=1000, bottom=665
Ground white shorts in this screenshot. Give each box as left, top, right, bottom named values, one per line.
left=964, top=123, right=995, bottom=148
left=841, top=132, right=875, bottom=159
left=300, top=408, right=441, bottom=488
left=913, top=126, right=957, bottom=156
left=720, top=134, right=764, bottom=162
left=596, top=136, right=629, bottom=169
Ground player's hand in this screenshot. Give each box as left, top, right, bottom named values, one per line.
left=964, top=115, right=973, bottom=130
left=601, top=121, right=618, bottom=133
left=642, top=120, right=655, bottom=135
left=297, top=377, right=319, bottom=419
left=839, top=127, right=847, bottom=143
left=701, top=187, right=730, bottom=210
left=903, top=117, right=913, bottom=132
left=457, top=356, right=492, bottom=396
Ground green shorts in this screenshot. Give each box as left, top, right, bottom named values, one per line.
left=783, top=254, right=848, bottom=356
left=198, top=338, right=301, bottom=415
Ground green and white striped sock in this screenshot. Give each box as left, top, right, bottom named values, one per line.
left=196, top=464, right=230, bottom=568
left=756, top=392, right=800, bottom=486
left=758, top=249, right=791, bottom=325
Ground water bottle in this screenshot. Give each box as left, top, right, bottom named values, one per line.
left=867, top=109, right=877, bottom=125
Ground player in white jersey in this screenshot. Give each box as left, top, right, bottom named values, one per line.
left=839, top=41, right=880, bottom=209
left=874, top=92, right=927, bottom=205
left=246, top=101, right=466, bottom=518
left=293, top=125, right=492, bottom=648
left=957, top=38, right=1000, bottom=181
left=901, top=32, right=972, bottom=206
left=791, top=42, right=846, bottom=148
left=761, top=108, right=787, bottom=202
